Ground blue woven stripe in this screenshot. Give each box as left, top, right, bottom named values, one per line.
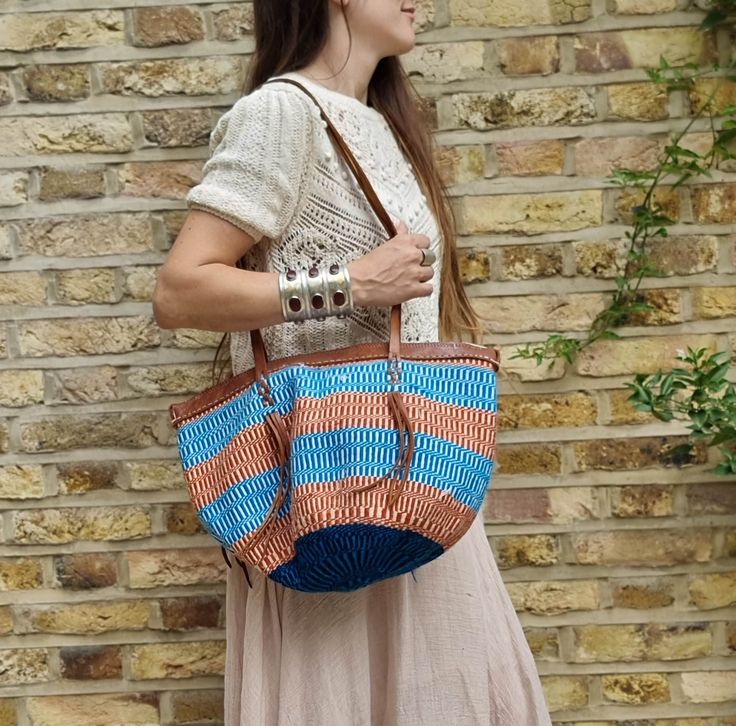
left=178, top=360, right=497, bottom=469
left=197, top=429, right=493, bottom=547
left=291, top=430, right=492, bottom=504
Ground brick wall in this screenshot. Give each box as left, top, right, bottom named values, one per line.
left=0, top=0, right=734, bottom=724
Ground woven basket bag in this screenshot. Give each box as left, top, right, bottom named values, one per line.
left=169, top=79, right=500, bottom=593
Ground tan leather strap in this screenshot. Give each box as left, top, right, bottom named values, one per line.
left=249, top=77, right=403, bottom=379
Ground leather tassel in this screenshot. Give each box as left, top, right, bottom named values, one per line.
left=353, top=389, right=415, bottom=507
left=387, top=390, right=415, bottom=506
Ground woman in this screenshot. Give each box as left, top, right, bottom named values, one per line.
left=153, top=0, right=552, bottom=723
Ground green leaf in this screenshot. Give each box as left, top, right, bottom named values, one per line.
left=710, top=428, right=736, bottom=446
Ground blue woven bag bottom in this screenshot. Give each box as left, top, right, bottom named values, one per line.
left=268, top=523, right=444, bottom=593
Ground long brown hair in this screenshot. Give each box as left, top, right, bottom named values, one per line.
left=212, top=0, right=481, bottom=383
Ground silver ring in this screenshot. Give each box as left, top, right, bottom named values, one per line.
left=420, top=248, right=436, bottom=267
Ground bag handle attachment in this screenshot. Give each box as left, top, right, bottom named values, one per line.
left=249, top=77, right=403, bottom=380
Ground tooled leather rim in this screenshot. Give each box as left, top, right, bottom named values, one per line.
left=169, top=341, right=501, bottom=427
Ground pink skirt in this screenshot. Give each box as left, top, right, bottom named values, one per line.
left=223, top=513, right=552, bottom=725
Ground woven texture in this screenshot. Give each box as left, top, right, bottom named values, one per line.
left=176, top=356, right=498, bottom=592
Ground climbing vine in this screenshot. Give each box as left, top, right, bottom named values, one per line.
left=511, top=0, right=736, bottom=473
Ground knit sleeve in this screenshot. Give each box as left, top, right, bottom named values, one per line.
left=186, top=86, right=316, bottom=242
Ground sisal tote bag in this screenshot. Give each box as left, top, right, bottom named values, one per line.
left=169, top=79, right=500, bottom=593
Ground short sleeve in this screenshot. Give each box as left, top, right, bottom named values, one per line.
left=186, top=86, right=316, bottom=242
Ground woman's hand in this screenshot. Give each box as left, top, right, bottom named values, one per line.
left=347, top=222, right=434, bottom=308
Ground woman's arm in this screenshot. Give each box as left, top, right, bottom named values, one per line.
left=153, top=210, right=283, bottom=332
left=153, top=209, right=434, bottom=333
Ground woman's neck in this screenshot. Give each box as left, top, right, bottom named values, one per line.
left=297, top=13, right=377, bottom=105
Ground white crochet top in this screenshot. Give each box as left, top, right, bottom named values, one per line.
left=186, top=71, right=442, bottom=375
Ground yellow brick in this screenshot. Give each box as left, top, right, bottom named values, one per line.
left=13, top=506, right=151, bottom=544
left=476, top=293, right=606, bottom=333
left=452, top=87, right=595, bottom=130
left=404, top=42, right=485, bottom=83
left=689, top=573, right=736, bottom=610
left=0, top=649, right=49, bottom=686
left=692, top=183, right=736, bottom=224
left=681, top=671, right=736, bottom=703
left=692, top=286, right=736, bottom=319
left=494, top=534, right=560, bottom=568
left=602, top=673, right=670, bottom=703
left=576, top=28, right=715, bottom=72
left=507, top=580, right=600, bottom=615
left=118, top=160, right=202, bottom=199
left=573, top=529, right=712, bottom=566
left=540, top=675, right=589, bottom=711
left=436, top=146, right=486, bottom=186
left=126, top=460, right=184, bottom=491
left=18, top=317, right=159, bottom=357
left=55, top=269, right=118, bottom=305
left=171, top=690, right=224, bottom=724
left=496, top=36, right=560, bottom=76
left=100, top=58, right=242, bottom=97
left=0, top=699, right=16, bottom=726
left=0, top=171, right=26, bottom=206
left=0, top=11, right=124, bottom=52
left=0, top=115, right=132, bottom=156
left=607, top=82, right=668, bottom=120
left=497, top=349, right=566, bottom=383
left=126, top=363, right=211, bottom=396
left=450, top=0, right=592, bottom=26
left=17, top=213, right=155, bottom=257
left=130, top=641, right=225, bottom=679
left=127, top=548, right=226, bottom=589
left=26, top=694, right=158, bottom=726
left=0, top=465, right=44, bottom=499
left=611, top=579, right=675, bottom=609
left=0, top=558, right=43, bottom=590
left=611, top=0, right=678, bottom=11
left=575, top=624, right=647, bottom=662
left=496, top=141, right=565, bottom=177
left=0, top=272, right=46, bottom=304
left=524, top=628, right=560, bottom=660
left=18, top=601, right=149, bottom=634
left=575, top=335, right=718, bottom=377
left=495, top=444, right=562, bottom=475
left=456, top=191, right=602, bottom=234
left=0, top=371, right=44, bottom=407
left=690, top=78, right=736, bottom=116
left=0, top=606, right=13, bottom=635
left=499, top=392, right=597, bottom=429
left=131, top=6, right=204, bottom=47
left=611, top=485, right=674, bottom=518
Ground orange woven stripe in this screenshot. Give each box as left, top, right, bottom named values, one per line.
left=228, top=477, right=479, bottom=573
left=292, top=391, right=497, bottom=453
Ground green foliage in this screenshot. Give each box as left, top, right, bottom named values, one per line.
left=700, top=0, right=736, bottom=29
left=626, top=348, right=736, bottom=475
left=511, top=2, right=736, bottom=473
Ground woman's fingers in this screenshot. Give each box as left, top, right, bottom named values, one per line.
left=418, top=265, right=434, bottom=282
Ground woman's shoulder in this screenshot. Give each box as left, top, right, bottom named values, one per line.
left=222, top=78, right=318, bottom=131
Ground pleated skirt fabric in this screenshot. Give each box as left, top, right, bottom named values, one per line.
left=223, top=512, right=553, bottom=726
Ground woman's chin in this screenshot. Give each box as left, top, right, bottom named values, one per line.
left=393, top=33, right=417, bottom=56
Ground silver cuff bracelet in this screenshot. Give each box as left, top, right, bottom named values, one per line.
left=278, top=263, right=354, bottom=323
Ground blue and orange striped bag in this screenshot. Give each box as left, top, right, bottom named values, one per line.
left=169, top=81, right=500, bottom=593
